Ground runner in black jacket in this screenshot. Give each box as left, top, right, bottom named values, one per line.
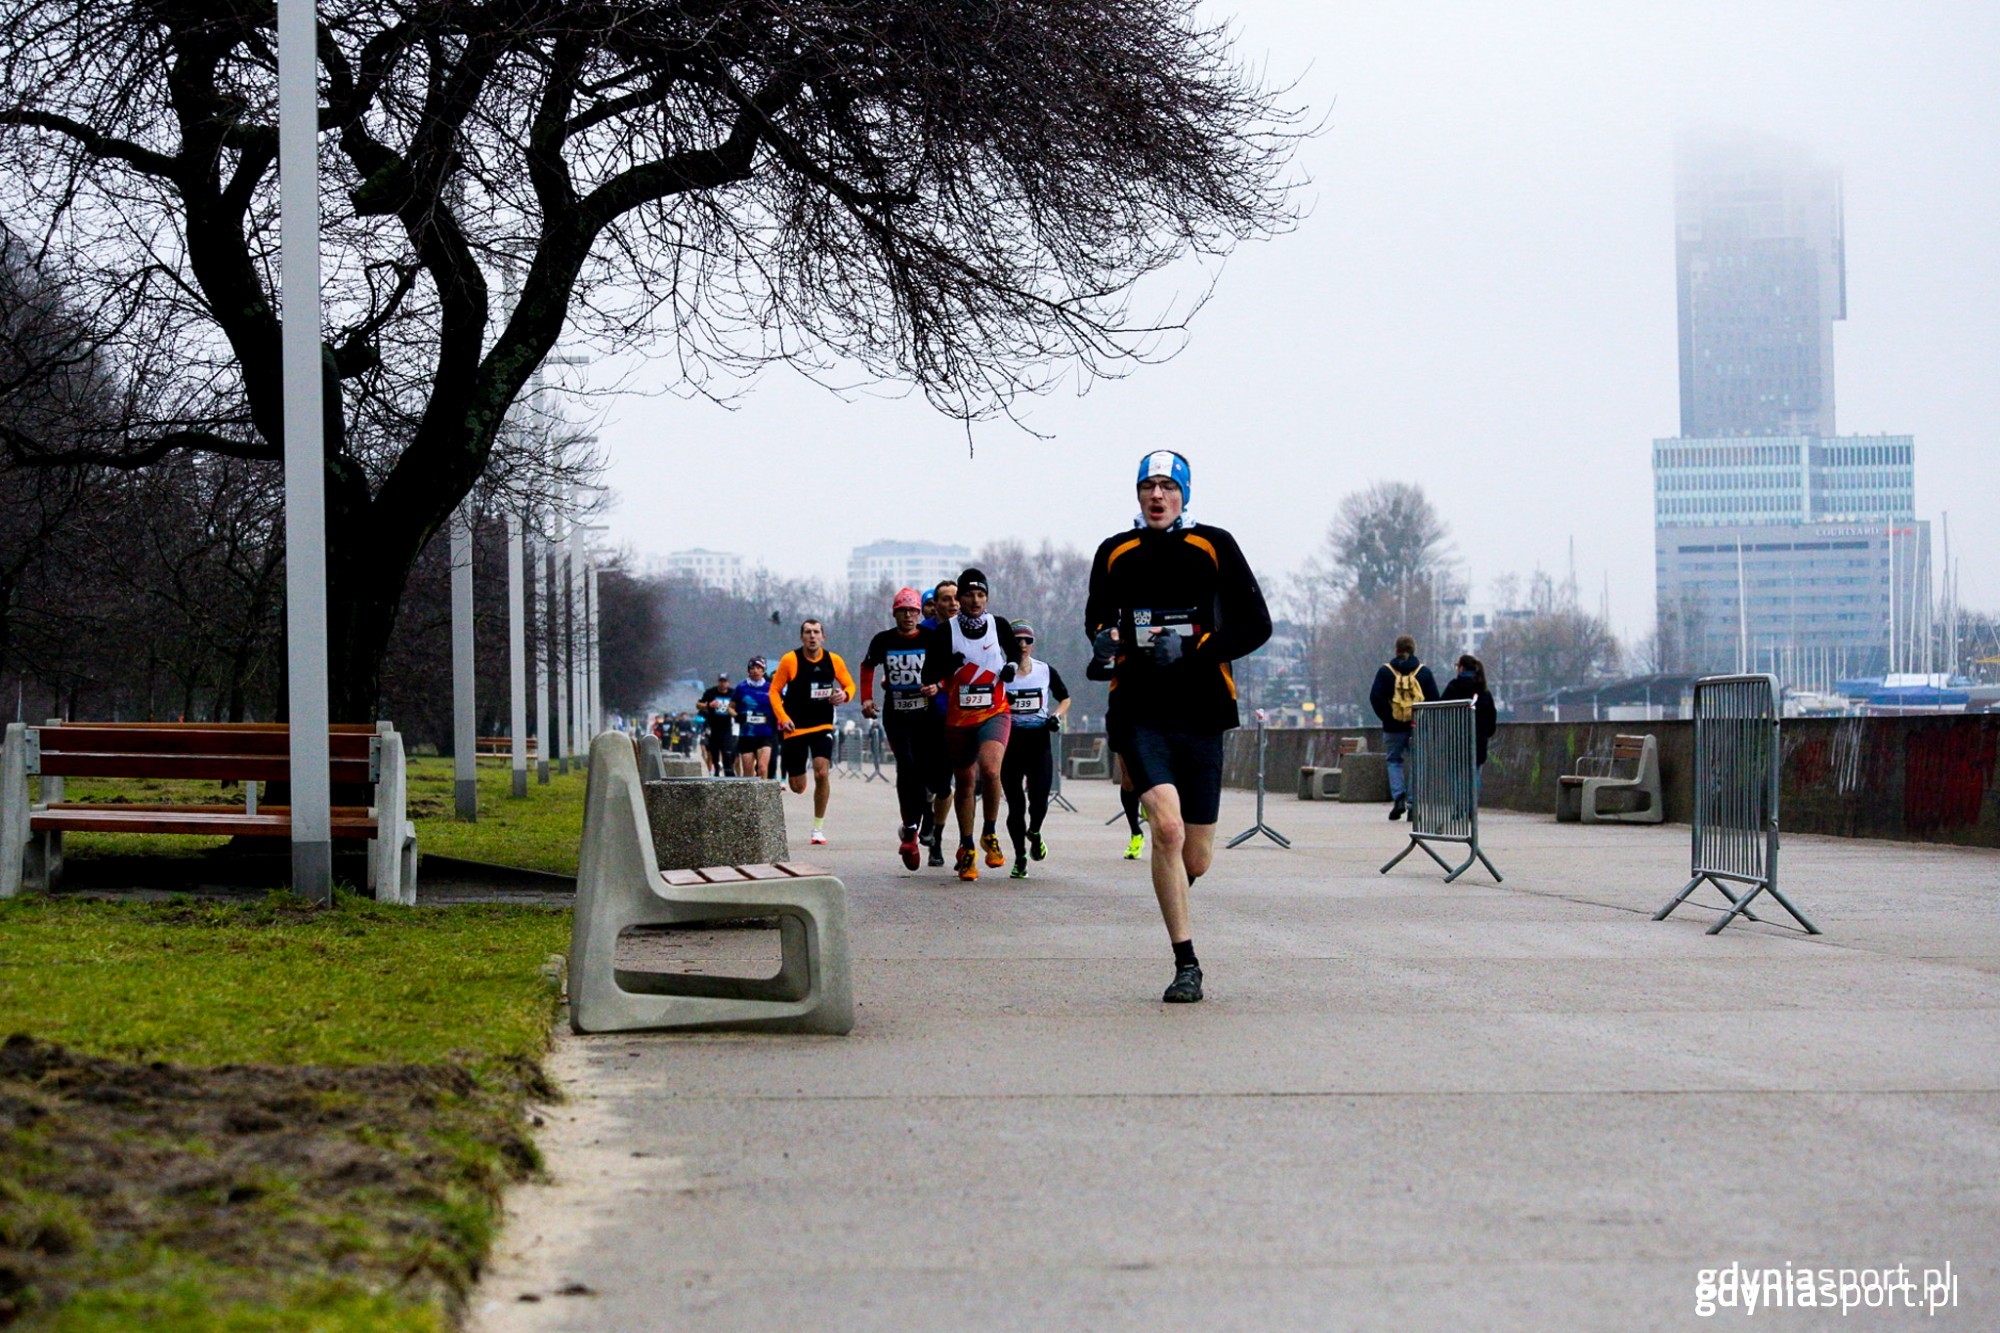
left=1084, top=450, right=1271, bottom=1003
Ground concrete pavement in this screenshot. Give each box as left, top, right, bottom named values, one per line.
left=469, top=774, right=2000, bottom=1331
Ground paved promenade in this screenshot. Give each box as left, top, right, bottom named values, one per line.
left=471, top=775, right=1999, bottom=1331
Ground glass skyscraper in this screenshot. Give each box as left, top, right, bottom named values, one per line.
left=1655, top=132, right=1925, bottom=682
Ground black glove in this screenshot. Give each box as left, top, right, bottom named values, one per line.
left=1150, top=628, right=1186, bottom=666
left=1048, top=715, right=1063, bottom=734
left=999, top=662, right=1017, bottom=683
left=1090, top=628, right=1117, bottom=670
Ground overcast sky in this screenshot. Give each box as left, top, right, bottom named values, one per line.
left=580, top=0, right=2000, bottom=647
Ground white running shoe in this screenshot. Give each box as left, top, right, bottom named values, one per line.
left=810, top=828, right=828, bottom=846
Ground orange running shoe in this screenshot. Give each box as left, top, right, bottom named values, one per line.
left=955, top=844, right=979, bottom=881
left=981, top=833, right=1006, bottom=868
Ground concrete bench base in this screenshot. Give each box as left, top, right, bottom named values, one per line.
left=643, top=777, right=788, bottom=870
left=1297, top=767, right=1342, bottom=800
left=1336, top=751, right=1390, bottom=803
left=571, top=733, right=851, bottom=1035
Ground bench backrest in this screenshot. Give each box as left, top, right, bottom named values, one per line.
left=1337, top=736, right=1366, bottom=756
left=30, top=724, right=379, bottom=784
left=1612, top=735, right=1650, bottom=762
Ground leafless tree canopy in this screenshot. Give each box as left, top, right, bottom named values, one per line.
left=0, top=0, right=1305, bottom=713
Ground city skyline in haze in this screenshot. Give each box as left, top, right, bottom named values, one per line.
left=577, top=1, right=2000, bottom=652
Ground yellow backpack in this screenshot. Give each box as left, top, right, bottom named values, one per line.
left=1388, top=665, right=1423, bottom=723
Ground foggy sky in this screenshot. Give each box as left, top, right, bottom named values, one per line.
left=581, top=0, right=2000, bottom=649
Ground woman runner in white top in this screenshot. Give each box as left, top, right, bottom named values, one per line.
left=1000, top=618, right=1071, bottom=878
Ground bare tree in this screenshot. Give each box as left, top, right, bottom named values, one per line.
left=1479, top=571, right=1621, bottom=702
left=0, top=0, right=1306, bottom=716
left=1322, top=481, right=1451, bottom=603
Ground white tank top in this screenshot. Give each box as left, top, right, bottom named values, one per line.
left=1004, top=660, right=1053, bottom=724
left=947, top=615, right=1008, bottom=718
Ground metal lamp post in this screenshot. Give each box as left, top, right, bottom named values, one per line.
left=279, top=0, right=332, bottom=902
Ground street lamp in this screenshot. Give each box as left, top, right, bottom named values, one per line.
left=279, top=0, right=331, bottom=902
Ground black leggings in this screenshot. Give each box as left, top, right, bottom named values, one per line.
left=883, top=715, right=940, bottom=830
left=1001, top=725, right=1053, bottom=857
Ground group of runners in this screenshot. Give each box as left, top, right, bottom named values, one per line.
left=852, top=569, right=1075, bottom=882
left=726, top=449, right=1270, bottom=1003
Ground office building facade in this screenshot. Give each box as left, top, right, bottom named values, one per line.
left=1675, top=131, right=1845, bottom=439
left=847, top=540, right=970, bottom=602
left=1653, top=436, right=1928, bottom=679
left=1655, top=132, right=1924, bottom=682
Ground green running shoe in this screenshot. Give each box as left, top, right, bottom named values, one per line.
left=1124, top=832, right=1145, bottom=860
left=1009, top=860, right=1029, bottom=880
left=1029, top=831, right=1048, bottom=862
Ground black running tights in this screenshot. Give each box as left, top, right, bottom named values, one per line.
left=1001, top=725, right=1053, bottom=857
left=884, top=716, right=937, bottom=830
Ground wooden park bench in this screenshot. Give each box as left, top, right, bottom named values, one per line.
left=476, top=735, right=537, bottom=756
left=0, top=721, right=415, bottom=902
left=1299, top=735, right=1367, bottom=800
left=570, top=731, right=851, bottom=1034
left=1556, top=733, right=1663, bottom=825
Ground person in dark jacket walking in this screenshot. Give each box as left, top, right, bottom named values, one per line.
left=1438, top=653, right=1499, bottom=802
left=1085, top=450, right=1272, bottom=1004
left=1370, top=634, right=1439, bottom=821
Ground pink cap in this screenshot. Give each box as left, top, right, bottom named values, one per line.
left=893, top=587, right=922, bottom=611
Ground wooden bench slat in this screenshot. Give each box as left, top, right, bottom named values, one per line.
left=41, top=728, right=375, bottom=758
left=32, top=809, right=377, bottom=838
left=38, top=721, right=377, bottom=732
left=660, top=869, right=707, bottom=887
left=735, top=864, right=789, bottom=880
left=775, top=861, right=829, bottom=877
left=37, top=753, right=375, bottom=782
left=46, top=802, right=375, bottom=816
left=695, top=865, right=750, bottom=882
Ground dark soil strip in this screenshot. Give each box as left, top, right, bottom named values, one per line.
left=0, top=1035, right=554, bottom=1326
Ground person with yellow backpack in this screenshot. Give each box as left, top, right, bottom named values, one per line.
left=1369, top=634, right=1439, bottom=821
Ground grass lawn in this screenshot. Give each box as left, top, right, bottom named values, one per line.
left=0, top=894, right=572, bottom=1331
left=50, top=755, right=590, bottom=878
left=406, top=757, right=589, bottom=877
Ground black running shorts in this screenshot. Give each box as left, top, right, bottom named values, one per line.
left=1119, top=725, right=1225, bottom=825
left=781, top=730, right=835, bottom=778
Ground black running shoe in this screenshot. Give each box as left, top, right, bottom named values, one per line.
left=927, top=829, right=945, bottom=867
left=1162, top=963, right=1203, bottom=1004
left=1389, top=796, right=1406, bottom=821
left=1029, top=830, right=1047, bottom=862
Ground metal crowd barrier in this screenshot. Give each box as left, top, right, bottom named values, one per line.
left=1049, top=728, right=1078, bottom=813
left=1653, top=673, right=1818, bottom=936
left=1379, top=698, right=1501, bottom=883
left=862, top=722, right=889, bottom=783
left=1226, top=711, right=1290, bottom=849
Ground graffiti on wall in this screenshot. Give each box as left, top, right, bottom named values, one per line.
left=1903, top=722, right=1999, bottom=835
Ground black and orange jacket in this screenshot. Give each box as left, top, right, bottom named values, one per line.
left=1084, top=522, right=1271, bottom=734
left=767, top=648, right=856, bottom=737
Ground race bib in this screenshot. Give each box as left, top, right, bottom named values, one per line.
left=957, top=682, right=995, bottom=710
left=1009, top=688, right=1044, bottom=713
left=744, top=711, right=768, bottom=726
left=891, top=695, right=929, bottom=712
left=1133, top=607, right=1198, bottom=638
left=809, top=682, right=834, bottom=701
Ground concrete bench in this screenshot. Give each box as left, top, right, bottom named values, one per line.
left=1299, top=736, right=1367, bottom=800
left=1557, top=733, right=1663, bottom=824
left=0, top=720, right=415, bottom=902
left=570, top=732, right=851, bottom=1034
left=1335, top=750, right=1390, bottom=803
left=643, top=774, right=789, bottom=870
left=1065, top=735, right=1111, bottom=780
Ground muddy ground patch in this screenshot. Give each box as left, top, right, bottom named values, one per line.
left=0, top=1034, right=555, bottom=1327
